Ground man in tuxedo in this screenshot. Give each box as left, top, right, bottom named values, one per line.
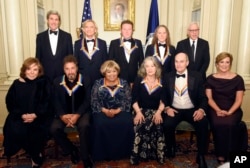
left=108, top=20, right=144, bottom=88
left=162, top=52, right=209, bottom=168
left=35, top=10, right=73, bottom=142
left=36, top=10, right=73, bottom=83
left=176, top=22, right=210, bottom=82
left=74, top=19, right=108, bottom=86
left=50, top=55, right=92, bottom=167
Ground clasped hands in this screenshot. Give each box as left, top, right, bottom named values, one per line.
left=22, top=113, right=37, bottom=123
left=60, top=114, right=80, bottom=128
left=102, top=108, right=121, bottom=118
left=216, top=110, right=232, bottom=117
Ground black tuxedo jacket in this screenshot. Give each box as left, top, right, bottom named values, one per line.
left=108, top=38, right=144, bottom=84
left=74, top=38, right=108, bottom=85
left=36, top=29, right=73, bottom=82
left=145, top=44, right=176, bottom=74
left=176, top=38, right=210, bottom=81
left=162, top=70, right=208, bottom=111
left=53, top=73, right=91, bottom=117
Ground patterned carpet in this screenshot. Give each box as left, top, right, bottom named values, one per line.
left=0, top=130, right=245, bottom=168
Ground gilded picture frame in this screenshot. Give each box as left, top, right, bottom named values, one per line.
left=104, top=0, right=135, bottom=31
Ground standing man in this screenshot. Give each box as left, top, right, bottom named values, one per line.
left=50, top=55, right=92, bottom=167
left=36, top=10, right=73, bottom=82
left=162, top=52, right=209, bottom=168
left=176, top=22, right=210, bottom=81
left=109, top=20, right=144, bottom=87
left=74, top=19, right=108, bottom=86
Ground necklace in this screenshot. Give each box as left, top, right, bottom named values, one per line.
left=146, top=77, right=157, bottom=89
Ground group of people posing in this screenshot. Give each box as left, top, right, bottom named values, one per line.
left=2, top=10, right=248, bottom=168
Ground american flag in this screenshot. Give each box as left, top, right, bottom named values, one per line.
left=82, top=0, right=92, bottom=22
left=145, top=0, right=159, bottom=44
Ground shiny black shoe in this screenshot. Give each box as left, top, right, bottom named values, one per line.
left=70, top=146, right=80, bottom=164
left=196, top=155, right=208, bottom=168
left=166, top=147, right=176, bottom=158
left=83, top=158, right=93, bottom=168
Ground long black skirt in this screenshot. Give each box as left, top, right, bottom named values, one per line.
left=91, top=112, right=134, bottom=161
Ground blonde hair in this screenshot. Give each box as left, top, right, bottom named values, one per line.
left=100, top=60, right=120, bottom=76
left=81, top=19, right=98, bottom=37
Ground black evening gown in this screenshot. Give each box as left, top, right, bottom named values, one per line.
left=205, top=74, right=247, bottom=158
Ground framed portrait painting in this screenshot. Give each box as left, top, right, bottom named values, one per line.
left=104, top=0, right=135, bottom=31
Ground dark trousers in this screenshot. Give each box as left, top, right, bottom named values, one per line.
left=163, top=108, right=209, bottom=155
left=50, top=113, right=91, bottom=160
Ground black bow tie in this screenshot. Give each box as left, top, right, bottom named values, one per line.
left=50, top=30, right=58, bottom=35
left=176, top=74, right=186, bottom=78
left=158, top=43, right=166, bottom=47
left=86, top=39, right=95, bottom=43
left=123, top=39, right=132, bottom=43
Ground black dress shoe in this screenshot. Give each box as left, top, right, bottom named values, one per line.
left=83, top=158, right=93, bottom=168
left=70, top=147, right=80, bottom=164
left=166, top=147, right=176, bottom=158
left=196, top=155, right=208, bottom=168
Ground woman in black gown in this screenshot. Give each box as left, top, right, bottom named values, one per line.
left=3, top=57, right=50, bottom=168
left=205, top=52, right=248, bottom=164
left=130, top=56, right=165, bottom=165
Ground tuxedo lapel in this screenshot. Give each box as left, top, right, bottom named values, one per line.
left=194, top=38, right=202, bottom=62
left=119, top=43, right=129, bottom=64
left=44, top=31, right=54, bottom=56
left=186, top=39, right=194, bottom=62
left=187, top=73, right=195, bottom=91
left=169, top=74, right=176, bottom=102
left=55, top=30, right=63, bottom=56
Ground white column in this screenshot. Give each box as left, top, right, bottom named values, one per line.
left=237, top=0, right=250, bottom=80
left=4, top=0, right=24, bottom=83
left=214, top=0, right=233, bottom=55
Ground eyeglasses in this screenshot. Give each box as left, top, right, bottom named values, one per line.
left=189, top=29, right=199, bottom=32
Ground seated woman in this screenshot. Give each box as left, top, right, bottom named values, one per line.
left=91, top=60, right=134, bottom=161
left=130, top=56, right=165, bottom=165
left=205, top=52, right=248, bottom=164
left=3, top=57, right=51, bottom=168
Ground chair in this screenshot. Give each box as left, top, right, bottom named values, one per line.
left=176, top=121, right=196, bottom=143
left=176, top=121, right=211, bottom=153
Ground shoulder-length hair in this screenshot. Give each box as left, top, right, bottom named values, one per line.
left=152, top=25, right=172, bottom=47
left=100, top=60, right=120, bottom=76
left=20, top=57, right=44, bottom=78
left=81, top=19, right=99, bottom=37
left=138, top=56, right=162, bottom=78
left=215, top=52, right=233, bottom=68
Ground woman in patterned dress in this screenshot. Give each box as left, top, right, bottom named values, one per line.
left=91, top=60, right=134, bottom=161
left=130, top=56, right=165, bottom=165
